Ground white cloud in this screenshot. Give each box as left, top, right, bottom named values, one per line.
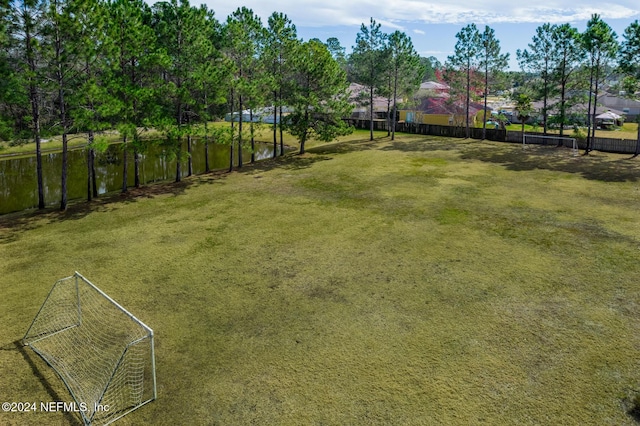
left=413, top=29, right=426, bottom=35
left=186, top=0, right=639, bottom=26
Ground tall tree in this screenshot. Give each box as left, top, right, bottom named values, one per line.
left=194, top=6, right=226, bottom=172
left=618, top=20, right=640, bottom=156
left=108, top=0, right=159, bottom=191
left=152, top=0, right=211, bottom=181
left=386, top=30, right=423, bottom=140
left=350, top=18, right=387, bottom=141
left=517, top=23, right=554, bottom=135
left=447, top=24, right=482, bottom=138
left=265, top=12, right=297, bottom=157
left=285, top=39, right=353, bottom=154
left=222, top=7, right=263, bottom=170
left=581, top=14, right=618, bottom=153
left=69, top=0, right=108, bottom=201
left=6, top=0, right=47, bottom=208
left=478, top=25, right=509, bottom=140
left=550, top=24, right=582, bottom=138
left=45, top=0, right=83, bottom=210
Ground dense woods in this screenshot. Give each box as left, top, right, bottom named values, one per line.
left=1, top=0, right=640, bottom=210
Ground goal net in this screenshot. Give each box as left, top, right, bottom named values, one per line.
left=522, top=134, right=578, bottom=155
left=23, top=272, right=156, bottom=426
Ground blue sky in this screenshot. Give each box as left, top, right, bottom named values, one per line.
left=145, top=0, right=640, bottom=70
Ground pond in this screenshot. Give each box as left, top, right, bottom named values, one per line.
left=0, top=140, right=282, bottom=215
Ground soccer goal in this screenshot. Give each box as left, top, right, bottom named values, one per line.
left=522, top=133, right=578, bottom=155
left=23, top=272, right=156, bottom=426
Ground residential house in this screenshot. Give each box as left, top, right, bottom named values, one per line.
left=599, top=94, right=640, bottom=120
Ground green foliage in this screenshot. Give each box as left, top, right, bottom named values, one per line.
left=571, top=125, right=587, bottom=142
left=284, top=39, right=353, bottom=153
left=349, top=18, right=387, bottom=140
left=419, top=56, right=441, bottom=82
left=582, top=14, right=619, bottom=150
left=619, top=20, right=640, bottom=94
left=447, top=24, right=482, bottom=136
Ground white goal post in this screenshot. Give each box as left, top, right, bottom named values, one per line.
left=522, top=133, right=578, bottom=155
left=23, top=272, right=156, bottom=426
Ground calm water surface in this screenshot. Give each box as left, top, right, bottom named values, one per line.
left=0, top=140, right=281, bottom=215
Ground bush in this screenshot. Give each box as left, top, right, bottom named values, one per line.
left=571, top=126, right=587, bottom=142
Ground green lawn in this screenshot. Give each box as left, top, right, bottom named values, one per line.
left=1, top=132, right=640, bottom=425
left=506, top=122, right=639, bottom=140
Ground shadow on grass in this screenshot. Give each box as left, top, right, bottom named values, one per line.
left=629, top=405, right=640, bottom=423
left=380, top=136, right=473, bottom=153
left=308, top=136, right=385, bottom=155
left=455, top=142, right=640, bottom=183
left=234, top=152, right=334, bottom=175
left=0, top=178, right=193, bottom=240
left=6, top=340, right=84, bottom=426
left=623, top=393, right=640, bottom=423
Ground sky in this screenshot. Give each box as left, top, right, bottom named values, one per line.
left=145, top=0, right=640, bottom=70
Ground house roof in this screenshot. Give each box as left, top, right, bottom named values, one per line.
left=412, top=97, right=488, bottom=116
left=531, top=100, right=625, bottom=117
left=599, top=94, right=640, bottom=109
left=347, top=83, right=400, bottom=111
left=419, top=81, right=450, bottom=91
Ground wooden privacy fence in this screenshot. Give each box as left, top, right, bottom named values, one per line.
left=348, top=119, right=639, bottom=155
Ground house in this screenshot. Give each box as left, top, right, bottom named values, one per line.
left=599, top=94, right=640, bottom=120
left=347, top=83, right=398, bottom=120
left=400, top=96, right=490, bottom=127
left=530, top=99, right=626, bottom=127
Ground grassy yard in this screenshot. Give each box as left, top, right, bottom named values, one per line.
left=506, top=122, right=639, bottom=140
left=1, top=132, right=640, bottom=425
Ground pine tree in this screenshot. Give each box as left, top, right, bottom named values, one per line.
left=350, top=18, right=387, bottom=141
left=285, top=39, right=353, bottom=154
left=582, top=15, right=618, bottom=153
left=448, top=24, right=482, bottom=138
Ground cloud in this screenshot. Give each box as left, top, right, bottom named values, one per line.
left=413, top=29, right=426, bottom=35
left=187, top=0, right=639, bottom=27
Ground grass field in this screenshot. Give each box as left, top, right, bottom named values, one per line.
left=1, top=131, right=640, bottom=425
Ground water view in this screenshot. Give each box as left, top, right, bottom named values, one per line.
left=0, top=140, right=281, bottom=215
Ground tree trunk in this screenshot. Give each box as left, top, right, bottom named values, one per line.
left=60, top=130, right=68, bottom=210
left=392, top=66, right=398, bottom=141
left=369, top=85, right=374, bottom=141
left=204, top=120, right=210, bottom=172
left=175, top=136, right=182, bottom=182
left=589, top=66, right=601, bottom=153
left=229, top=89, right=234, bottom=172
left=54, top=5, right=68, bottom=211
left=635, top=116, right=640, bottom=157
left=187, top=134, right=193, bottom=176
left=134, top=146, right=140, bottom=188
left=31, top=86, right=44, bottom=209
left=273, top=91, right=277, bottom=158
left=92, top=149, right=97, bottom=198
left=87, top=130, right=94, bottom=201
left=279, top=103, right=284, bottom=156
left=24, top=11, right=45, bottom=210
left=250, top=109, right=255, bottom=163
left=122, top=135, right=128, bottom=192
left=482, top=63, right=488, bottom=141
left=465, top=62, right=471, bottom=139
left=584, top=67, right=595, bottom=154
left=238, top=94, right=243, bottom=168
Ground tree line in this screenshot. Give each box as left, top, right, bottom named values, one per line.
left=443, top=16, right=640, bottom=154
left=2, top=1, right=640, bottom=212
left=0, top=1, right=433, bottom=211
left=0, top=0, right=354, bottom=210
